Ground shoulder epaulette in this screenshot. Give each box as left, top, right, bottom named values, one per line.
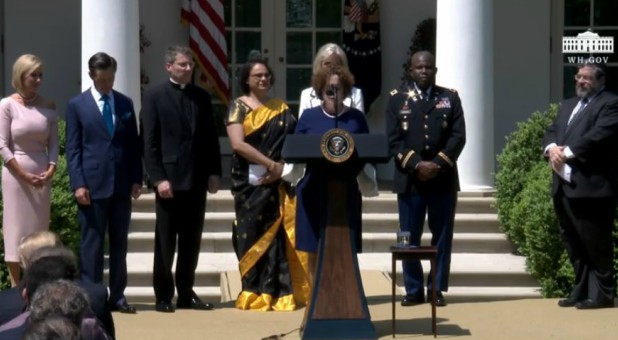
left=390, top=89, right=398, bottom=96
left=448, top=88, right=457, bottom=93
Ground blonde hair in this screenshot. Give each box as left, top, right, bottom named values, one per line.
left=312, top=43, right=350, bottom=75
left=11, top=54, right=43, bottom=95
left=18, top=231, right=62, bottom=268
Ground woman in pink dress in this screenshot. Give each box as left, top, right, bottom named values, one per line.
left=0, top=54, right=58, bottom=286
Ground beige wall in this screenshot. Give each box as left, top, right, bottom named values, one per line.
left=3, top=0, right=80, bottom=115
left=493, top=0, right=551, bottom=157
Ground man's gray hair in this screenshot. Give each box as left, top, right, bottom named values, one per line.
left=165, top=45, right=193, bottom=64
left=29, top=280, right=90, bottom=328
left=23, top=317, right=81, bottom=340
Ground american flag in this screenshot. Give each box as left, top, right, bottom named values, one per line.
left=348, top=0, right=368, bottom=23
left=181, top=0, right=230, bottom=106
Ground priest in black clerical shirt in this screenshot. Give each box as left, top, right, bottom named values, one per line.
left=141, top=45, right=222, bottom=313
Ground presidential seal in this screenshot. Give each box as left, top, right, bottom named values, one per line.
left=321, top=128, right=355, bottom=163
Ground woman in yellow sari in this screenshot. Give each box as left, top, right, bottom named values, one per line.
left=226, top=59, right=310, bottom=311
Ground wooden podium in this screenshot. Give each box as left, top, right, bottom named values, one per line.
left=283, top=133, right=389, bottom=340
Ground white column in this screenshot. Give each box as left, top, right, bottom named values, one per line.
left=436, top=0, right=494, bottom=189
left=82, top=0, right=141, bottom=112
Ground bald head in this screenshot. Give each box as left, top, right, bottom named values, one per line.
left=411, top=51, right=435, bottom=65
left=409, top=51, right=437, bottom=91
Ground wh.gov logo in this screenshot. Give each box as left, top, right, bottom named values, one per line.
left=562, top=29, right=614, bottom=64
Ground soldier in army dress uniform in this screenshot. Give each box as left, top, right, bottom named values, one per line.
left=385, top=51, right=466, bottom=307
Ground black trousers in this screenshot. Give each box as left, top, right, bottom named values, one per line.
left=553, top=191, right=616, bottom=303
left=153, top=188, right=207, bottom=301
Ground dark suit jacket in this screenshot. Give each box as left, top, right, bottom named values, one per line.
left=141, top=82, right=222, bottom=191
left=0, top=287, right=24, bottom=326
left=386, top=83, right=466, bottom=194
left=543, top=90, right=618, bottom=198
left=0, top=282, right=115, bottom=338
left=66, top=89, right=142, bottom=199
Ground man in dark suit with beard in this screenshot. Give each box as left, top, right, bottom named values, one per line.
left=66, top=52, right=142, bottom=314
left=141, top=45, right=222, bottom=313
left=385, top=51, right=466, bottom=307
left=544, top=63, right=618, bottom=309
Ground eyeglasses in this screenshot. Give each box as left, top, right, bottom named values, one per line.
left=574, top=74, right=595, bottom=82
left=251, top=73, right=271, bottom=80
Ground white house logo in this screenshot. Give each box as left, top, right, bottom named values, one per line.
left=562, top=30, right=614, bottom=63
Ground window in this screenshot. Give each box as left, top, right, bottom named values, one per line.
left=562, top=0, right=618, bottom=97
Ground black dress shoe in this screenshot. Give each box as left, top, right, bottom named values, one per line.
left=155, top=300, right=175, bottom=313
left=575, top=299, right=614, bottom=310
left=177, top=296, right=214, bottom=310
left=427, top=291, right=447, bottom=307
left=111, top=300, right=137, bottom=314
left=558, top=298, right=578, bottom=307
left=401, top=294, right=425, bottom=307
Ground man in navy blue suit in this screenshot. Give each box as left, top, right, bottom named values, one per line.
left=66, top=52, right=142, bottom=314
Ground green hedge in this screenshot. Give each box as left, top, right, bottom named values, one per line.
left=0, top=119, right=79, bottom=290
left=495, top=104, right=618, bottom=297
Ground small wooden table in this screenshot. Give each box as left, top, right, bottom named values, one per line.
left=390, top=246, right=438, bottom=338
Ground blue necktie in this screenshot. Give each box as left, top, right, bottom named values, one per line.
left=102, top=94, right=114, bottom=135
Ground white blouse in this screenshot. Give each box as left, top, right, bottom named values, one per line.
left=298, top=86, right=364, bottom=118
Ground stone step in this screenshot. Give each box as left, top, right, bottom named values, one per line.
left=112, top=253, right=536, bottom=288
left=359, top=253, right=539, bottom=287
left=397, top=286, right=542, bottom=302
left=131, top=192, right=496, bottom=215
left=115, top=253, right=539, bottom=302
left=122, top=283, right=541, bottom=303
left=361, top=195, right=496, bottom=214
left=123, top=286, right=221, bottom=303
left=126, top=231, right=514, bottom=254
left=362, top=232, right=514, bottom=253
left=128, top=212, right=502, bottom=234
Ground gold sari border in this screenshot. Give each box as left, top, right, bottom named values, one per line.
left=243, top=98, right=289, bottom=136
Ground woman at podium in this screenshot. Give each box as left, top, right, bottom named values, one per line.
left=291, top=66, right=376, bottom=279
left=225, top=58, right=310, bottom=311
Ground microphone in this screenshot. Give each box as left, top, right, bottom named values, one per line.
left=325, top=84, right=338, bottom=98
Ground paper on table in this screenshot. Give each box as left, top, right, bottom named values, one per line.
left=249, top=164, right=267, bottom=185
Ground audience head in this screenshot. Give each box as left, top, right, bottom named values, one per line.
left=23, top=316, right=81, bottom=340
left=312, top=65, right=354, bottom=102
left=312, top=43, right=349, bottom=76
left=22, top=254, right=78, bottom=302
left=18, top=231, right=63, bottom=268
left=165, top=45, right=195, bottom=85
left=238, top=58, right=274, bottom=95
left=11, top=54, right=44, bottom=97
left=29, top=280, right=90, bottom=329
left=88, top=52, right=117, bottom=94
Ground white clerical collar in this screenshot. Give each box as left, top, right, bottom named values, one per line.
left=169, top=78, right=187, bottom=90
